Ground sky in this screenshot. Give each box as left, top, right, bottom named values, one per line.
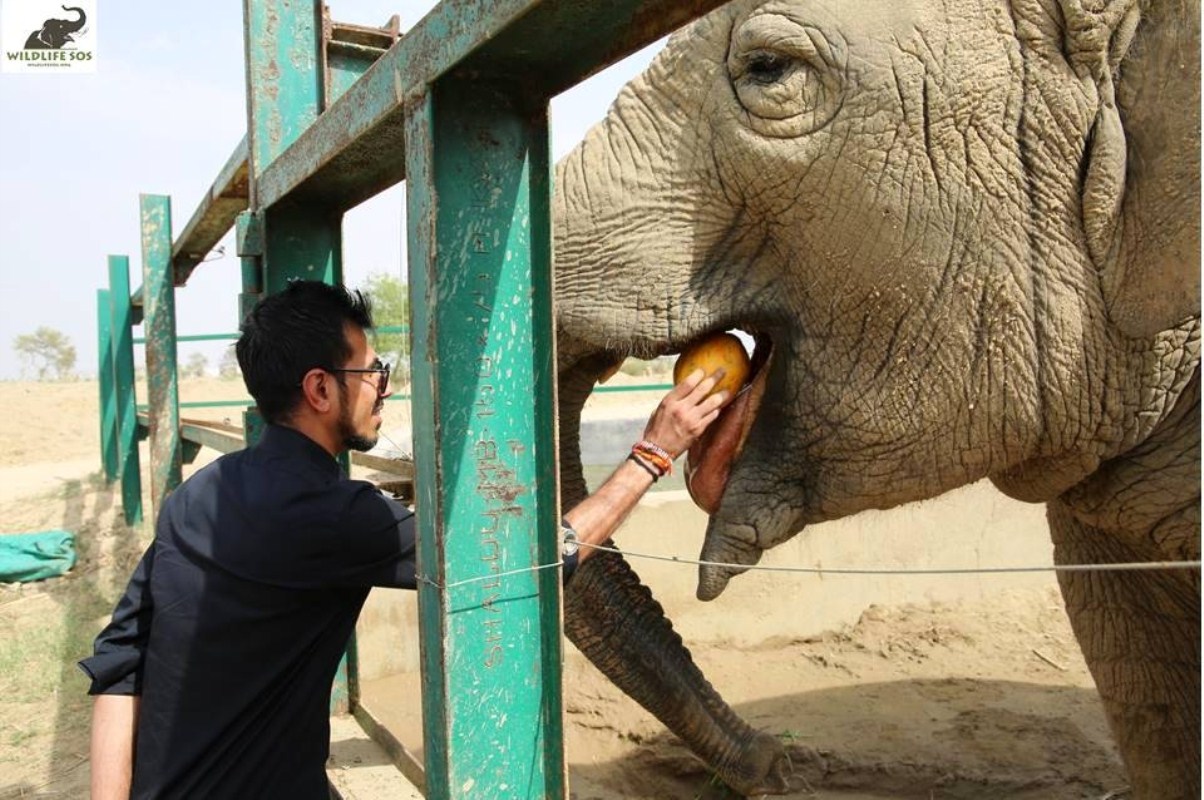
left=0, top=1, right=664, bottom=381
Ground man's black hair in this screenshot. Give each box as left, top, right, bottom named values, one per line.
left=236, top=280, right=374, bottom=424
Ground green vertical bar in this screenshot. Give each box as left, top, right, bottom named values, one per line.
left=236, top=211, right=264, bottom=448
left=244, top=0, right=323, bottom=180
left=97, top=289, right=118, bottom=482
left=261, top=206, right=344, bottom=294
left=141, top=194, right=182, bottom=518
left=244, top=0, right=353, bottom=714
left=236, top=210, right=264, bottom=324
left=407, top=78, right=563, bottom=800
left=109, top=256, right=143, bottom=526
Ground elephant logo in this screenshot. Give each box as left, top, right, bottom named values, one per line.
left=24, top=5, right=87, bottom=49
left=3, top=0, right=96, bottom=73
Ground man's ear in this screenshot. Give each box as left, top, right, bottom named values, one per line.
left=299, top=369, right=335, bottom=414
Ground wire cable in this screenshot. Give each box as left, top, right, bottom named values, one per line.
left=413, top=537, right=1200, bottom=591
left=575, top=540, right=1201, bottom=575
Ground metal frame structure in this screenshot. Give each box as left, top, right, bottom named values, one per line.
left=96, top=1, right=727, bottom=796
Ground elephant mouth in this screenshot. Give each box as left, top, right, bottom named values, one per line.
left=680, top=330, right=772, bottom=514
left=584, top=329, right=773, bottom=514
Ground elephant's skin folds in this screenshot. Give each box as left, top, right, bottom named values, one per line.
left=564, top=549, right=792, bottom=795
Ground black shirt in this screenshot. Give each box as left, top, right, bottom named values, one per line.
left=79, top=425, right=419, bottom=799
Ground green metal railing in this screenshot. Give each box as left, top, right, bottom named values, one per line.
left=95, top=2, right=725, bottom=796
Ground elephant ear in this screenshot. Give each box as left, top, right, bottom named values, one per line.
left=1063, top=0, right=1201, bottom=337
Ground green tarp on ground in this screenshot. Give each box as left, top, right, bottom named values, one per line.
left=0, top=530, right=76, bottom=583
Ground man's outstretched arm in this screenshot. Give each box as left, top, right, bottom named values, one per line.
left=90, top=694, right=139, bottom=799
left=566, top=367, right=729, bottom=563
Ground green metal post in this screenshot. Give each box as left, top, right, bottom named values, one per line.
left=141, top=194, right=183, bottom=517
left=244, top=0, right=323, bottom=183
left=260, top=206, right=344, bottom=293
left=97, top=289, right=118, bottom=482
left=109, top=255, right=143, bottom=526
left=244, top=0, right=354, bottom=714
left=406, top=78, right=564, bottom=800
left=236, top=210, right=264, bottom=446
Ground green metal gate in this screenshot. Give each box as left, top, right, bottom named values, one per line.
left=96, top=1, right=728, bottom=796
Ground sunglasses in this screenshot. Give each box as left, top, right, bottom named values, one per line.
left=328, top=358, right=391, bottom=396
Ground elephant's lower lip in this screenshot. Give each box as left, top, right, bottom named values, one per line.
left=684, top=334, right=771, bottom=513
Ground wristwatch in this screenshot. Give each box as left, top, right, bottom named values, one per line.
left=560, top=518, right=579, bottom=557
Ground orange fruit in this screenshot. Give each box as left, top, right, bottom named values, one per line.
left=673, top=332, right=751, bottom=398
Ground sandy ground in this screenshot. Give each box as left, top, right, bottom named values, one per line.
left=0, top=377, right=1127, bottom=799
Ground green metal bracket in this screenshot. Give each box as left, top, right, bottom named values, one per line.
left=108, top=255, right=142, bottom=526
left=236, top=210, right=264, bottom=324
left=141, top=194, right=183, bottom=518
left=97, top=289, right=118, bottom=483
left=321, top=8, right=400, bottom=108
left=407, top=78, right=564, bottom=800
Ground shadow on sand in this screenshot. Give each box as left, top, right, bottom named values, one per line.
left=567, top=679, right=1126, bottom=800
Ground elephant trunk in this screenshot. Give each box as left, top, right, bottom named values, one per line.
left=564, top=553, right=791, bottom=795
left=558, top=355, right=791, bottom=796
left=62, top=6, right=86, bottom=33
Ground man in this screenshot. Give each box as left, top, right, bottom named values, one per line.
left=82, top=280, right=730, bottom=799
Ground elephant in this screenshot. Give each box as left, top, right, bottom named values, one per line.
left=552, top=0, right=1200, bottom=797
left=24, top=6, right=86, bottom=50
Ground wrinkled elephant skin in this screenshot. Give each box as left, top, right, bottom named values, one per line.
left=554, top=1, right=1200, bottom=798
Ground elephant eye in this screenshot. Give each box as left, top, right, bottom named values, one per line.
left=746, top=51, right=791, bottom=84
left=728, top=14, right=845, bottom=139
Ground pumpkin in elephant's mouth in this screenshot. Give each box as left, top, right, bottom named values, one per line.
left=681, top=330, right=773, bottom=515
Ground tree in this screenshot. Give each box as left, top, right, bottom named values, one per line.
left=218, top=348, right=240, bottom=380
left=14, top=327, right=76, bottom=380
left=358, top=272, right=411, bottom=387
left=182, top=352, right=209, bottom=379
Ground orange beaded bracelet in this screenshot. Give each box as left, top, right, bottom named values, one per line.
left=631, top=440, right=673, bottom=476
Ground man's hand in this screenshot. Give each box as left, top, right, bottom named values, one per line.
left=641, top=368, right=732, bottom=457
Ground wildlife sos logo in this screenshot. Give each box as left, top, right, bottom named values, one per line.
left=2, top=1, right=97, bottom=73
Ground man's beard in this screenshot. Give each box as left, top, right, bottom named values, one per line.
left=338, top=400, right=379, bottom=453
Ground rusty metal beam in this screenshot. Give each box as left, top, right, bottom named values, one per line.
left=179, top=419, right=246, bottom=455
left=171, top=137, right=250, bottom=285
left=255, top=0, right=727, bottom=212
left=130, top=137, right=250, bottom=320
left=162, top=416, right=417, bottom=478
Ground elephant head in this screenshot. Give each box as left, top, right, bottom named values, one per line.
left=555, top=0, right=1199, bottom=795
left=25, top=6, right=87, bottom=50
